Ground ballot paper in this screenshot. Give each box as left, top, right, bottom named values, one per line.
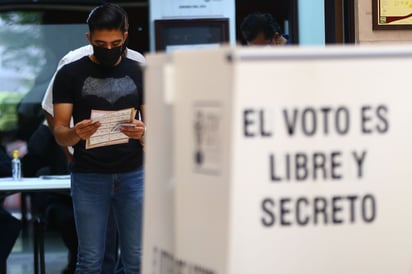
left=86, top=108, right=136, bottom=149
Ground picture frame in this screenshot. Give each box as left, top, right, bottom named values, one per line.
left=372, top=0, right=412, bottom=30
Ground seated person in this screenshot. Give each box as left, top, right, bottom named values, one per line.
left=0, top=147, right=22, bottom=273
left=240, top=12, right=289, bottom=46
left=0, top=205, right=22, bottom=273
left=23, top=122, right=119, bottom=274
left=22, top=121, right=77, bottom=274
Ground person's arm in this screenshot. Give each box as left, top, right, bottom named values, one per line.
left=53, top=103, right=78, bottom=146
left=44, top=111, right=73, bottom=164
left=53, top=103, right=100, bottom=147
left=119, top=104, right=145, bottom=142
left=44, top=111, right=55, bottom=130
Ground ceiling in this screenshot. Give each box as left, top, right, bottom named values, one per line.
left=0, top=0, right=147, bottom=10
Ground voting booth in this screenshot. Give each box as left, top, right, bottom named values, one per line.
left=142, top=53, right=176, bottom=274
left=143, top=46, right=412, bottom=274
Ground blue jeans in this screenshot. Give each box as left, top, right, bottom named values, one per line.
left=102, top=209, right=119, bottom=274
left=71, top=167, right=144, bottom=274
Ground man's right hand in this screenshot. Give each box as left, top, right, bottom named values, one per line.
left=74, top=120, right=101, bottom=140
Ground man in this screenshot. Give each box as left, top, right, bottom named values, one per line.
left=52, top=3, right=145, bottom=273
left=41, top=9, right=145, bottom=274
left=42, top=45, right=145, bottom=123
left=240, top=12, right=288, bottom=46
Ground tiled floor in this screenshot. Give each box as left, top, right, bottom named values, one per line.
left=6, top=215, right=71, bottom=274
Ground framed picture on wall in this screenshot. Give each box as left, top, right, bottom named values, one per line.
left=154, top=18, right=229, bottom=51
left=372, top=0, right=412, bottom=29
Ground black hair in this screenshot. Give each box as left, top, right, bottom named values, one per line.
left=240, top=12, right=281, bottom=43
left=86, top=3, right=127, bottom=33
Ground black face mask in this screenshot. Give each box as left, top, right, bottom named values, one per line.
left=93, top=45, right=122, bottom=67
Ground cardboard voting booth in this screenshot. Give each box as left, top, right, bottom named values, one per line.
left=143, top=46, right=412, bottom=274
left=142, top=53, right=175, bottom=274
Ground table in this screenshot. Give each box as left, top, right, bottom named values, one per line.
left=0, top=176, right=70, bottom=274
left=0, top=176, right=70, bottom=192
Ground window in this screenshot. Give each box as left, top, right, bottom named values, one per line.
left=0, top=2, right=148, bottom=143
left=0, top=10, right=88, bottom=137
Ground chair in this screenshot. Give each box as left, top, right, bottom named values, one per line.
left=31, top=192, right=76, bottom=274
left=29, top=191, right=49, bottom=274
left=32, top=215, right=46, bottom=274
left=0, top=207, right=22, bottom=274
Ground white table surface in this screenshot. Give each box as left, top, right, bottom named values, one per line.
left=0, top=176, right=70, bottom=192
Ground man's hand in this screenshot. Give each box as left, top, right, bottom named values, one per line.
left=120, top=119, right=145, bottom=141
left=74, top=120, right=101, bottom=140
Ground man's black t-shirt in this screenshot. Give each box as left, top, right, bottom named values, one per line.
left=53, top=56, right=143, bottom=173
